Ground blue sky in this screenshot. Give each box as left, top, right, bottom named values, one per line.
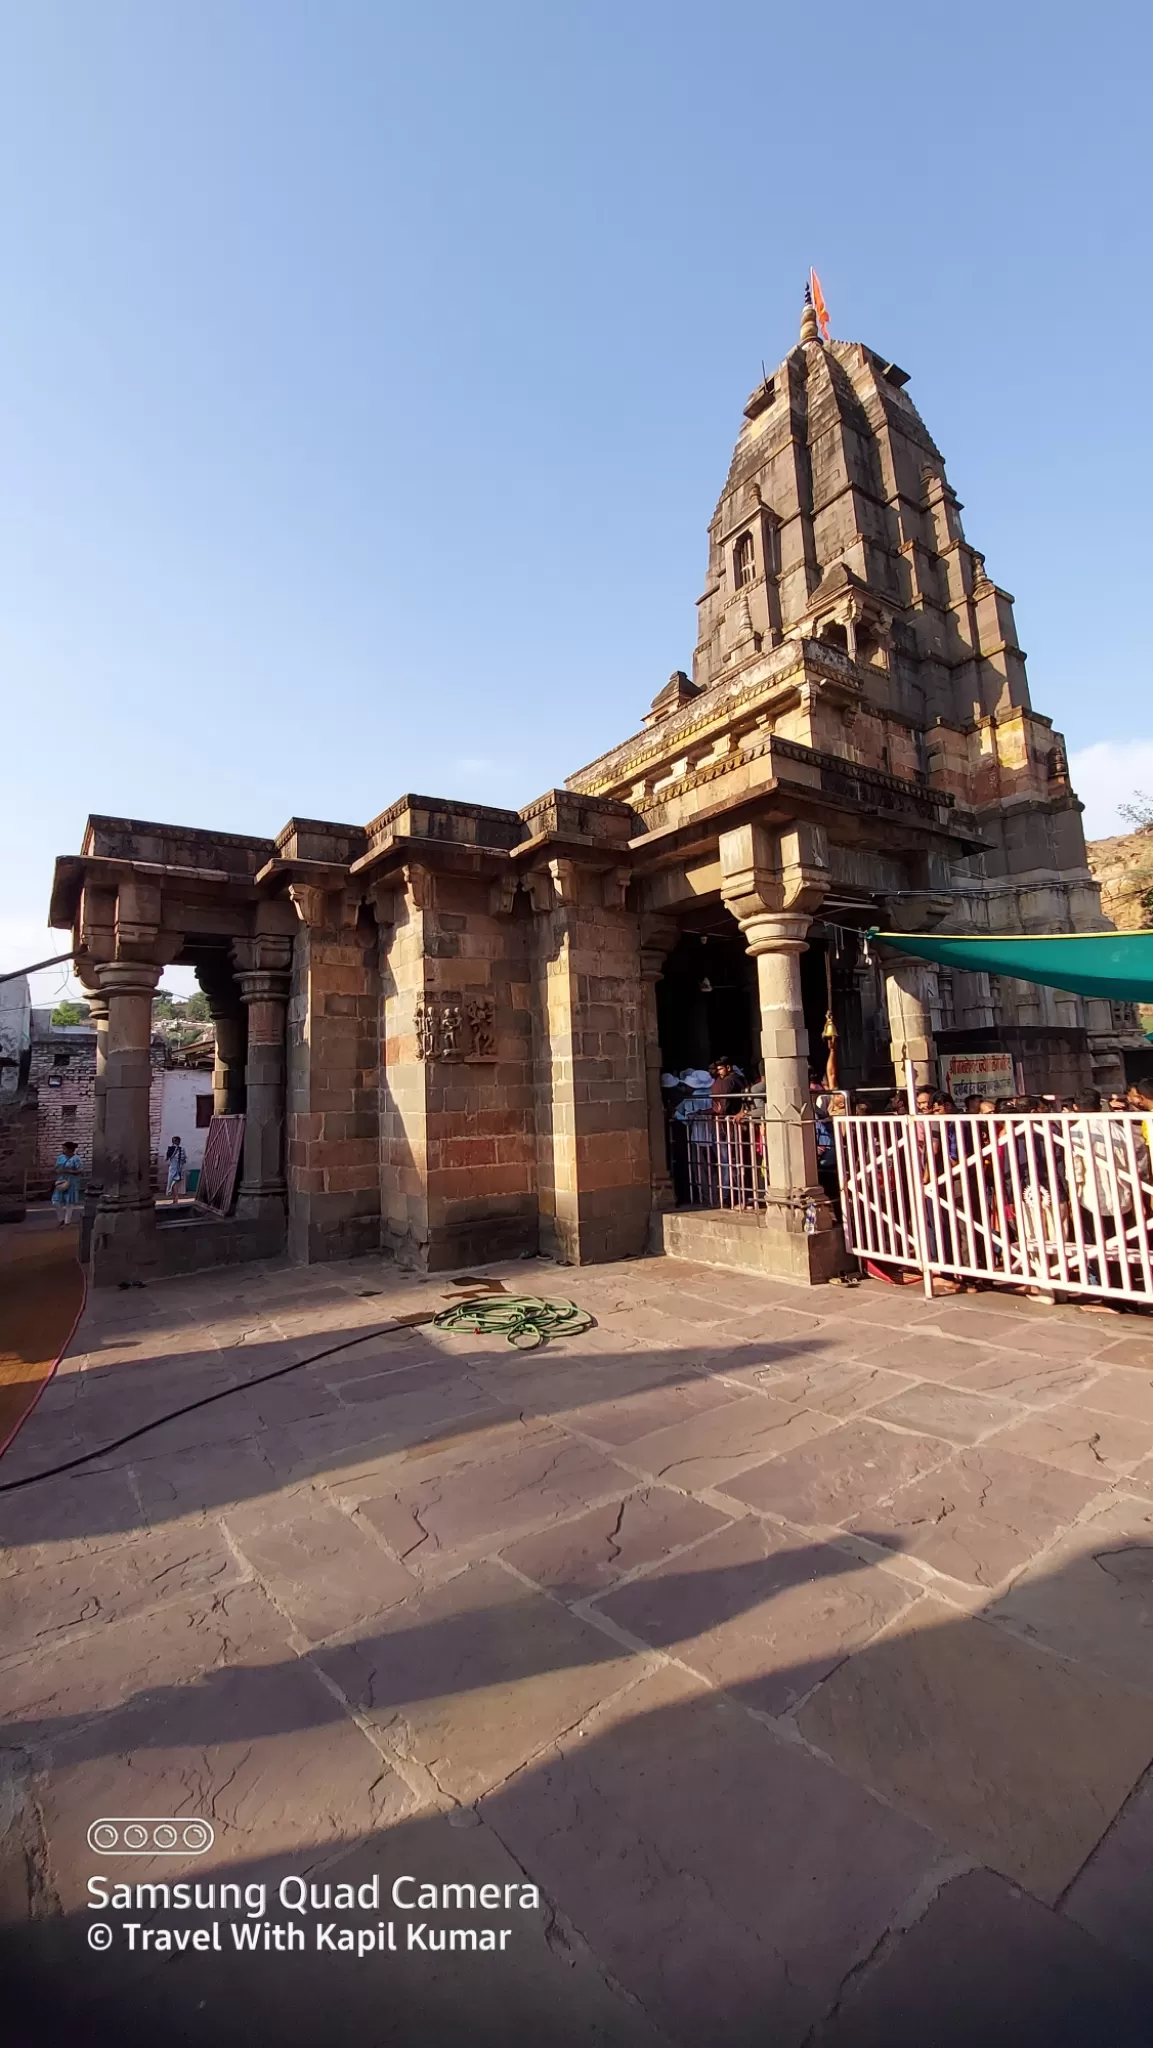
left=3, top=0, right=1151, bottom=1004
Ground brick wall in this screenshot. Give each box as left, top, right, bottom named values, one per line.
left=31, top=1032, right=98, bottom=1171
left=32, top=1032, right=168, bottom=1182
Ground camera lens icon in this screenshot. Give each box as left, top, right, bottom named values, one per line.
left=88, top=1817, right=215, bottom=1856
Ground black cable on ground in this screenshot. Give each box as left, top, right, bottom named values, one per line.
left=0, top=1313, right=430, bottom=1495
left=0, top=1290, right=597, bottom=1497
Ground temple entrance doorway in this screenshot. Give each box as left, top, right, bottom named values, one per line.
left=656, top=912, right=889, bottom=1094
left=656, top=915, right=759, bottom=1081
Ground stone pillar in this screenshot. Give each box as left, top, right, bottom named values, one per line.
left=883, top=956, right=937, bottom=1091
left=739, top=912, right=821, bottom=1191
left=195, top=960, right=247, bottom=1114
left=90, top=960, right=163, bottom=1278
left=211, top=1005, right=247, bottom=1116
left=640, top=921, right=677, bottom=1219
left=877, top=893, right=950, bottom=1095
left=77, top=985, right=110, bottom=1183
left=719, top=820, right=843, bottom=1283
left=232, top=936, right=292, bottom=1222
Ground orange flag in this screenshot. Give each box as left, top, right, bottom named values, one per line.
left=809, top=268, right=831, bottom=341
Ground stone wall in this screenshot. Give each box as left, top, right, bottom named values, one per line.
left=530, top=876, right=651, bottom=1264
left=287, top=908, right=382, bottom=1264
left=0, top=1088, right=38, bottom=1221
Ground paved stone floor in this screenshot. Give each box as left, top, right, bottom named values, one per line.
left=4, top=1235, right=1153, bottom=2044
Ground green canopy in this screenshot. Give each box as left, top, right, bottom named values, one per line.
left=869, top=929, right=1153, bottom=1002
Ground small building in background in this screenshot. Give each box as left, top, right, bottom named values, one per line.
left=0, top=975, right=35, bottom=1219
left=28, top=1010, right=214, bottom=1194
left=0, top=974, right=30, bottom=1094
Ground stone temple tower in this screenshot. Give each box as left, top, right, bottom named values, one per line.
left=50, top=291, right=1138, bottom=1291
left=572, top=292, right=1135, bottom=1100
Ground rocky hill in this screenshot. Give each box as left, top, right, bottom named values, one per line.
left=1086, top=828, right=1153, bottom=932
left=1086, top=826, right=1153, bottom=1040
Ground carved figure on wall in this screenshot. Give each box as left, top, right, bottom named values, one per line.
left=413, top=993, right=498, bottom=1061
left=440, top=1004, right=462, bottom=1059
left=415, top=1002, right=438, bottom=1061
left=466, top=997, right=496, bottom=1059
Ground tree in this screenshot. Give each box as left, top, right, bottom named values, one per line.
left=50, top=999, right=89, bottom=1026
left=1118, top=791, right=1153, bottom=833
left=183, top=991, right=211, bottom=1021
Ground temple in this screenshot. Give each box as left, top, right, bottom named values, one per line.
left=49, top=296, right=1138, bottom=1287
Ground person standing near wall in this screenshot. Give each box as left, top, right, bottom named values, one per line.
left=51, top=1139, right=84, bottom=1226
left=164, top=1134, right=188, bottom=1204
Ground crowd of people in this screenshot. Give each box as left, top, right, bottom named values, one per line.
left=662, top=1057, right=1153, bottom=1305
left=833, top=1081, right=1153, bottom=1300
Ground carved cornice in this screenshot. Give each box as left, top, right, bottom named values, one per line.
left=565, top=640, right=866, bottom=798
left=631, top=731, right=955, bottom=835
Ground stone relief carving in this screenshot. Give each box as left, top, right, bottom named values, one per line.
left=466, top=997, right=496, bottom=1058
left=413, top=994, right=497, bottom=1062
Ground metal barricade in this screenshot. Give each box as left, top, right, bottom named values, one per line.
left=669, top=1112, right=768, bottom=1212
left=835, top=1110, right=1153, bottom=1304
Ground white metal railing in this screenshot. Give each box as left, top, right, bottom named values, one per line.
left=835, top=1111, right=1153, bottom=1303
left=669, top=1112, right=769, bottom=1211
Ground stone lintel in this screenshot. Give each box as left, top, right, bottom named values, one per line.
left=349, top=834, right=516, bottom=881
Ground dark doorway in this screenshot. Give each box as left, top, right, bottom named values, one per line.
left=802, top=924, right=878, bottom=1090
left=656, top=921, right=759, bottom=1079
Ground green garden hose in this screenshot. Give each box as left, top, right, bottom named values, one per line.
left=431, top=1293, right=595, bottom=1350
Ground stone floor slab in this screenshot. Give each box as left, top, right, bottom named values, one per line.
left=129, top=1437, right=284, bottom=1522
left=0, top=1579, right=295, bottom=1725
left=1095, top=1333, right=1153, bottom=1371
left=797, top=1600, right=1153, bottom=1900
left=813, top=1868, right=1153, bottom=2048
left=350, top=1430, right=637, bottom=1567
left=720, top=1417, right=953, bottom=1529
left=1072, top=1365, right=1153, bottom=1424
left=0, top=1464, right=142, bottom=1562
left=0, top=1519, right=243, bottom=1657
left=314, top=1559, right=645, bottom=1801
left=853, top=1442, right=1100, bottom=1588
left=486, top=1660, right=939, bottom=2048
left=851, top=1332, right=995, bottom=1381
left=949, top=1349, right=1108, bottom=1407
left=924, top=1304, right=1120, bottom=1357
left=866, top=1380, right=1021, bottom=1445
left=748, top=1358, right=915, bottom=1417
left=593, top=1514, right=916, bottom=1715
left=1062, top=1767, right=1153, bottom=1974
left=985, top=1494, right=1153, bottom=1694
left=989, top=1401, right=1153, bottom=1479
left=33, top=1653, right=412, bottom=1910
left=570, top=1369, right=748, bottom=1446
left=619, top=1391, right=842, bottom=1491
left=1, top=1801, right=669, bottom=2048
left=498, top=1486, right=731, bottom=1601
left=222, top=1492, right=418, bottom=1642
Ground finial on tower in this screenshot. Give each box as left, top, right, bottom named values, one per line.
left=799, top=281, right=819, bottom=346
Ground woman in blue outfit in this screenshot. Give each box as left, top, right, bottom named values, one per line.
left=51, top=1139, right=85, bottom=1225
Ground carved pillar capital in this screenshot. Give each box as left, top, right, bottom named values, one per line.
left=93, top=960, right=164, bottom=1000
left=638, top=918, right=678, bottom=981
left=230, top=934, right=293, bottom=1000
left=719, top=821, right=829, bottom=932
